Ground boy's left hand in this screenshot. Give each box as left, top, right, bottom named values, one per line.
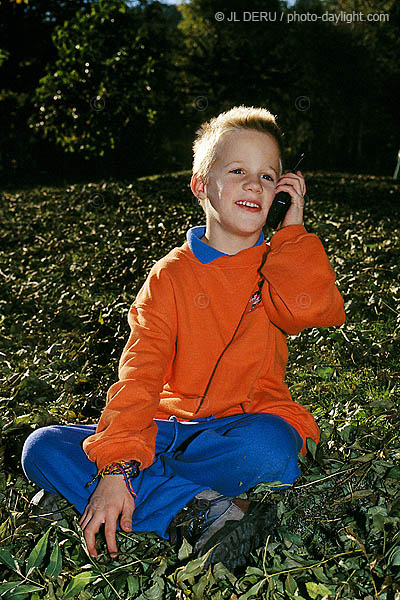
left=274, top=170, right=306, bottom=228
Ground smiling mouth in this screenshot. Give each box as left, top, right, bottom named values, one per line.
left=235, top=200, right=262, bottom=211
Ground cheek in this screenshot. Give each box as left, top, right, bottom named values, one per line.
left=222, top=178, right=241, bottom=198
left=263, top=183, right=276, bottom=202
left=210, top=179, right=235, bottom=201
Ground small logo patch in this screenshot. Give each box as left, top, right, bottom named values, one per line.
left=248, top=290, right=262, bottom=312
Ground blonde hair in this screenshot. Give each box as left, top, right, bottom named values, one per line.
left=192, top=105, right=283, bottom=211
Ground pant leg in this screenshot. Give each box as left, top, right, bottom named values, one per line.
left=162, top=413, right=303, bottom=497
left=21, top=420, right=207, bottom=538
left=123, top=412, right=296, bottom=534
left=22, top=424, right=103, bottom=514
left=21, top=413, right=303, bottom=540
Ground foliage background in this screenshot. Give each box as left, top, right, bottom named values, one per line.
left=1, top=172, right=399, bottom=599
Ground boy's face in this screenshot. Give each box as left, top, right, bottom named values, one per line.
left=197, top=129, right=281, bottom=238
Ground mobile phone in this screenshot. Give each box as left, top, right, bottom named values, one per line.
left=266, top=153, right=305, bottom=229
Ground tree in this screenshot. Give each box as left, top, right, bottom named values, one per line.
left=27, top=0, right=184, bottom=177
left=177, top=0, right=399, bottom=173
left=321, top=0, right=400, bottom=171
left=0, top=0, right=93, bottom=178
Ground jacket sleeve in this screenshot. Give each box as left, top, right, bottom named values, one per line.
left=82, top=265, right=177, bottom=472
left=260, top=225, right=345, bottom=335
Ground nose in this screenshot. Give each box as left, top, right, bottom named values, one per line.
left=243, top=174, right=262, bottom=193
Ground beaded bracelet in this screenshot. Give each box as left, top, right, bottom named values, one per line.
left=86, top=460, right=140, bottom=501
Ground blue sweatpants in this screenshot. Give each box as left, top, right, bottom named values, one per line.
left=21, top=413, right=303, bottom=539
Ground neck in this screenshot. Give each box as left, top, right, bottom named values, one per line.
left=200, top=223, right=261, bottom=255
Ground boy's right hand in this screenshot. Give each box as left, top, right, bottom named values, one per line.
left=79, top=474, right=135, bottom=558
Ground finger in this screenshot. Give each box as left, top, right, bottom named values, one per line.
left=276, top=176, right=303, bottom=197
left=279, top=171, right=305, bottom=193
left=79, top=506, right=91, bottom=527
left=275, top=183, right=304, bottom=200
left=282, top=171, right=303, bottom=179
left=79, top=511, right=93, bottom=530
left=104, top=516, right=119, bottom=558
left=297, top=171, right=306, bottom=195
left=120, top=501, right=134, bottom=533
left=282, top=170, right=304, bottom=180
left=84, top=519, right=102, bottom=558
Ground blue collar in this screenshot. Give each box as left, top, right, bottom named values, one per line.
left=186, top=225, right=265, bottom=264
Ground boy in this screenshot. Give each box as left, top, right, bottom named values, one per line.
left=22, top=106, right=345, bottom=570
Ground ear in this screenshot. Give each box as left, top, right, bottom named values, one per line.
left=190, top=173, right=208, bottom=202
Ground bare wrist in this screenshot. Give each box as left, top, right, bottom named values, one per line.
left=101, top=461, right=140, bottom=500
left=85, top=460, right=140, bottom=500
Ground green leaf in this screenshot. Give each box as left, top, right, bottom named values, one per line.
left=44, top=542, right=62, bottom=579
left=213, top=562, right=237, bottom=584
left=305, top=581, right=333, bottom=599
left=11, top=585, right=45, bottom=598
left=312, top=566, right=329, bottom=583
left=315, top=366, right=334, bottom=379
left=126, top=576, right=139, bottom=595
left=285, top=573, right=298, bottom=595
left=174, top=561, right=202, bottom=583
left=193, top=568, right=215, bottom=598
left=0, top=582, right=23, bottom=595
left=62, top=571, right=95, bottom=599
left=350, top=452, right=375, bottom=463
left=245, top=567, right=264, bottom=576
left=0, top=582, right=43, bottom=597
left=142, top=578, right=164, bottom=599
left=26, top=528, right=51, bottom=575
left=192, top=573, right=209, bottom=599
left=387, top=466, right=400, bottom=479
left=369, top=506, right=387, bottom=531
left=306, top=437, right=318, bottom=460
left=154, top=558, right=168, bottom=578
left=388, top=546, right=400, bottom=566
left=177, top=537, right=192, bottom=561
left=238, top=578, right=266, bottom=599
left=0, top=548, right=20, bottom=573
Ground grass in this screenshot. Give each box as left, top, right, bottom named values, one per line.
left=0, top=171, right=399, bottom=599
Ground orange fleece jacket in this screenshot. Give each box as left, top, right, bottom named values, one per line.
left=83, top=224, right=345, bottom=472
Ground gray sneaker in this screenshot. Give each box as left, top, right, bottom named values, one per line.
left=168, top=490, right=277, bottom=570
left=29, top=489, right=64, bottom=525
left=197, top=500, right=277, bottom=570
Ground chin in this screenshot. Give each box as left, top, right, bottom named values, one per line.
left=235, top=225, right=262, bottom=237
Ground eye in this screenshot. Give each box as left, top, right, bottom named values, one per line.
left=230, top=168, right=244, bottom=174
left=261, top=174, right=274, bottom=182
